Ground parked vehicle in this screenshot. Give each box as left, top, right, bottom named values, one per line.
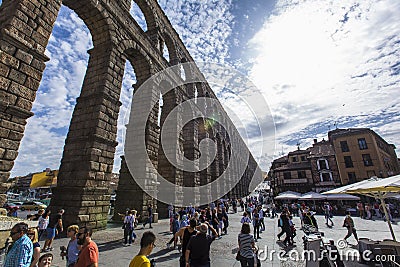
left=3, top=202, right=21, bottom=210
left=19, top=201, right=47, bottom=211
left=38, top=193, right=52, bottom=200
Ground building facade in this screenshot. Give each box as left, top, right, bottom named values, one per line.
left=270, top=128, right=400, bottom=195
left=270, top=149, right=314, bottom=195
left=309, top=139, right=341, bottom=192
left=328, top=128, right=400, bottom=185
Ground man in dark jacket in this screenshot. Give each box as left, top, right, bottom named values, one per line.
left=185, top=223, right=218, bottom=267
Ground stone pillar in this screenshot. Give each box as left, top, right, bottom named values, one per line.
left=198, top=123, right=212, bottom=206
left=113, top=156, right=155, bottom=221
left=217, top=134, right=225, bottom=199
left=116, top=78, right=160, bottom=220
left=50, top=44, right=124, bottom=230
left=0, top=0, right=62, bottom=205
left=157, top=88, right=184, bottom=216
left=183, top=119, right=200, bottom=207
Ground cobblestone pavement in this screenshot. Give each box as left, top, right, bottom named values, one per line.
left=36, top=211, right=399, bottom=267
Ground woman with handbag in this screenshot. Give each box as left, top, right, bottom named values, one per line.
left=237, top=223, right=256, bottom=267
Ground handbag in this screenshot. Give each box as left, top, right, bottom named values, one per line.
left=236, top=251, right=241, bottom=261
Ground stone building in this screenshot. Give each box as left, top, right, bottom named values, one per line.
left=270, top=149, right=313, bottom=195
left=308, top=139, right=341, bottom=192
left=328, top=128, right=400, bottom=185
left=270, top=128, right=400, bottom=196
left=0, top=0, right=261, bottom=229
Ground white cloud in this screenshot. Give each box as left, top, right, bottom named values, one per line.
left=10, top=0, right=400, bottom=177
left=248, top=0, right=400, bottom=164
left=11, top=6, right=92, bottom=176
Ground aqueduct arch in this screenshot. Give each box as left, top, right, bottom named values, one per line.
left=0, top=0, right=261, bottom=229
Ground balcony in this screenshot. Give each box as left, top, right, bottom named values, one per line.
left=317, top=181, right=336, bottom=186
left=283, top=178, right=308, bottom=184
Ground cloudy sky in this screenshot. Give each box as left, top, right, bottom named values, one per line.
left=3, top=0, right=400, bottom=177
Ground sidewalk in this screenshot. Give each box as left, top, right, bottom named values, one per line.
left=43, top=212, right=399, bottom=266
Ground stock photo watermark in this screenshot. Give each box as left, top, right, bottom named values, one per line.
left=257, top=241, right=397, bottom=263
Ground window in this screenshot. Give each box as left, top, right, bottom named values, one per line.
left=297, top=170, right=306, bottom=179
left=321, top=173, right=332, bottom=182
left=340, top=141, right=349, bottom=152
left=348, top=172, right=356, bottom=183
left=301, top=156, right=307, bottom=161
left=283, top=172, right=291, bottom=179
left=362, top=154, right=373, bottom=166
left=291, top=156, right=298, bottom=162
left=358, top=138, right=368, bottom=150
left=344, top=156, right=353, bottom=168
left=318, top=159, right=328, bottom=170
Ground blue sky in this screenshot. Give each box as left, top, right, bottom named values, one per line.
left=3, top=0, right=400, bottom=177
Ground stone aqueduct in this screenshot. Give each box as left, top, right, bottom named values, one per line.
left=0, top=0, right=260, bottom=229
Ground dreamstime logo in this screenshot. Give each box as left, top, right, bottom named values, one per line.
left=257, top=242, right=396, bottom=263
left=124, top=62, right=275, bottom=206
left=336, top=239, right=348, bottom=249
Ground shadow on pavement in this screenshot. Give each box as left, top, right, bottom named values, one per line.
left=97, top=239, right=124, bottom=252
left=150, top=249, right=181, bottom=263
left=158, top=231, right=173, bottom=236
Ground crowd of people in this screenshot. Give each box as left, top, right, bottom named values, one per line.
left=123, top=197, right=263, bottom=267
left=3, top=208, right=99, bottom=267
left=5, top=193, right=395, bottom=267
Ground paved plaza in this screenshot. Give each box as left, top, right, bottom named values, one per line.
left=22, top=209, right=399, bottom=267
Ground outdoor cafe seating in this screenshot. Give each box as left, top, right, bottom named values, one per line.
left=358, top=238, right=400, bottom=264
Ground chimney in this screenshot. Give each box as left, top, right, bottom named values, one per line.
left=313, top=139, right=317, bottom=144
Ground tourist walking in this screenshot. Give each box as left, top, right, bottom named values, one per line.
left=237, top=223, right=256, bottom=267
left=123, top=210, right=136, bottom=246
left=343, top=212, right=358, bottom=242
left=271, top=203, right=277, bottom=218
left=258, top=206, right=265, bottom=232
left=281, top=212, right=292, bottom=247
left=38, top=209, right=50, bottom=240
left=4, top=222, right=33, bottom=267
left=60, top=225, right=80, bottom=267
left=357, top=202, right=364, bottom=219
left=277, top=211, right=286, bottom=240
left=222, top=207, right=229, bottom=235
left=75, top=226, right=99, bottom=267
left=42, top=209, right=64, bottom=252
left=324, top=202, right=334, bottom=227
left=185, top=223, right=218, bottom=267
left=240, top=212, right=251, bottom=224
left=167, top=213, right=180, bottom=249
left=175, top=218, right=198, bottom=267
left=129, top=231, right=156, bottom=267
left=27, top=228, right=40, bottom=267
left=143, top=204, right=153, bottom=229
left=252, top=209, right=261, bottom=241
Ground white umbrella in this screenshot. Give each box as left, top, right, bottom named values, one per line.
left=325, top=193, right=360, bottom=201
left=299, top=191, right=326, bottom=200
left=322, top=176, right=381, bottom=194
left=274, top=191, right=302, bottom=200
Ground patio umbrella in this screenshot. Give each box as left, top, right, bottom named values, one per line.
left=299, top=191, right=326, bottom=200
left=324, top=175, right=400, bottom=241
left=274, top=191, right=302, bottom=200
left=299, top=191, right=326, bottom=210
left=322, top=176, right=381, bottom=194
left=324, top=193, right=360, bottom=201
